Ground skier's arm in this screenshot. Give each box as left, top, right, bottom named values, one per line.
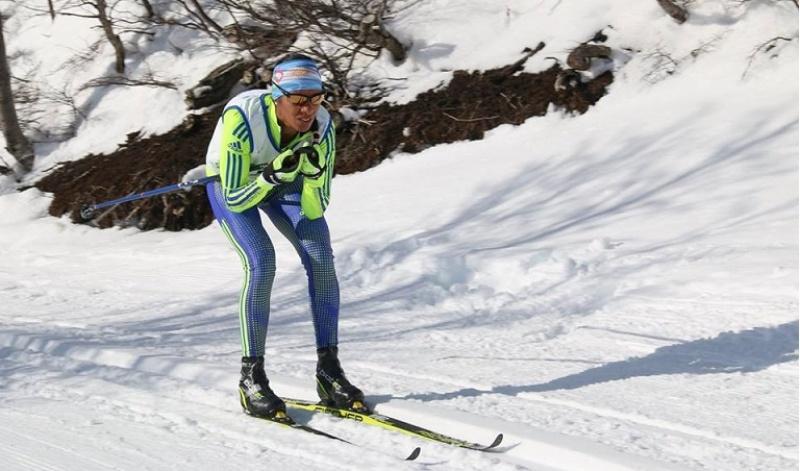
left=300, top=121, right=336, bottom=220
left=218, top=107, right=276, bottom=213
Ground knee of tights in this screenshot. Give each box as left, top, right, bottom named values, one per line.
left=245, top=259, right=276, bottom=280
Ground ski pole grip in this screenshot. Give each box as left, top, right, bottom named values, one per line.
left=79, top=204, right=96, bottom=221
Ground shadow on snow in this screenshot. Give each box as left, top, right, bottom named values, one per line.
left=394, top=321, right=799, bottom=402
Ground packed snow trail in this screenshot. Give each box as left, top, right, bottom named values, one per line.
left=1, top=0, right=797, bottom=470
left=1, top=327, right=688, bottom=471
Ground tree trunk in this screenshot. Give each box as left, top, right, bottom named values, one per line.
left=359, top=14, right=407, bottom=63
left=378, top=24, right=407, bottom=62
left=96, top=0, right=126, bottom=73
left=48, top=0, right=56, bottom=20
left=0, top=14, right=34, bottom=172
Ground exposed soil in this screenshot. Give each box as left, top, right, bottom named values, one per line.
left=35, top=61, right=612, bottom=231
left=37, top=113, right=220, bottom=231
left=335, top=63, right=612, bottom=174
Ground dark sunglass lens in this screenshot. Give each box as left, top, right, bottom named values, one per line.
left=284, top=93, right=324, bottom=106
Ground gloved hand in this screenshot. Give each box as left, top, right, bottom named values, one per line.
left=262, top=146, right=304, bottom=185
left=297, top=142, right=326, bottom=179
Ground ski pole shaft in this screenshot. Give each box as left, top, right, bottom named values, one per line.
left=79, top=174, right=219, bottom=221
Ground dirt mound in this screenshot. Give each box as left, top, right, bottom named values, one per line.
left=35, top=61, right=612, bottom=231
left=36, top=113, right=219, bottom=230
left=336, top=63, right=611, bottom=174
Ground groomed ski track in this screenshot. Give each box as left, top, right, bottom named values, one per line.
left=4, top=309, right=796, bottom=470
left=1, top=327, right=687, bottom=471
left=1, top=1, right=796, bottom=467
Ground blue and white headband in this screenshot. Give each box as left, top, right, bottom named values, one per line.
left=271, top=58, right=323, bottom=100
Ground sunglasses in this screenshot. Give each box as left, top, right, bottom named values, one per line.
left=272, top=81, right=325, bottom=106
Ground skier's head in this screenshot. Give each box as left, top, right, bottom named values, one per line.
left=271, top=54, right=325, bottom=134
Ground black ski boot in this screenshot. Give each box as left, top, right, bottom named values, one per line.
left=239, top=356, right=287, bottom=420
left=316, top=346, right=369, bottom=413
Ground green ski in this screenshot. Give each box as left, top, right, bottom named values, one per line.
left=246, top=410, right=421, bottom=461
left=284, top=398, right=504, bottom=452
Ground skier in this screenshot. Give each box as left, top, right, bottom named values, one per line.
left=204, top=54, right=367, bottom=419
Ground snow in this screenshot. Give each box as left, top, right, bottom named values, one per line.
left=0, top=1, right=797, bottom=470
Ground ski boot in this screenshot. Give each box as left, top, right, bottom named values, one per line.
left=239, top=356, right=287, bottom=420
left=316, top=346, right=369, bottom=413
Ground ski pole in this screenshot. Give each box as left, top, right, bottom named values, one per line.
left=79, top=174, right=220, bottom=221
left=78, top=135, right=322, bottom=222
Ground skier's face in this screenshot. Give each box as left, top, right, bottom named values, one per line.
left=275, top=90, right=323, bottom=135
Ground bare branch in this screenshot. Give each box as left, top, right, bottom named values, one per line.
left=58, top=0, right=127, bottom=73
left=742, top=35, right=798, bottom=78
left=217, top=0, right=411, bottom=106
left=443, top=112, right=499, bottom=123
left=79, top=74, right=178, bottom=91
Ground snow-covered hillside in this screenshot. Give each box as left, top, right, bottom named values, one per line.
left=0, top=1, right=797, bottom=470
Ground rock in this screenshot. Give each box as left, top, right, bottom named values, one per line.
left=185, top=58, right=247, bottom=110
left=567, top=44, right=613, bottom=71
left=656, top=0, right=689, bottom=24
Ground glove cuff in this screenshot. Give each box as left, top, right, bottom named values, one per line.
left=256, top=174, right=279, bottom=189
left=262, top=172, right=283, bottom=186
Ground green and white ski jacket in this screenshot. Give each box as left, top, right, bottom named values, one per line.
left=205, top=89, right=335, bottom=219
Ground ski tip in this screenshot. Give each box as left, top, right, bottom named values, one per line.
left=405, top=447, right=422, bottom=461
left=488, top=433, right=504, bottom=449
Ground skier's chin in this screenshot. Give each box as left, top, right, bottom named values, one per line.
left=295, top=117, right=314, bottom=132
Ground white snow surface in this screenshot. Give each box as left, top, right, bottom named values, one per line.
left=0, top=1, right=797, bottom=470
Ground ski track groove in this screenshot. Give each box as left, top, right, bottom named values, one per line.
left=354, top=354, right=798, bottom=460
left=0, top=436, right=62, bottom=471
left=0, top=423, right=119, bottom=471
left=370, top=364, right=796, bottom=462
left=3, top=324, right=794, bottom=470
left=0, top=333, right=570, bottom=471
left=0, top=346, right=427, bottom=470
left=517, top=393, right=797, bottom=460
left=346, top=296, right=798, bottom=465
